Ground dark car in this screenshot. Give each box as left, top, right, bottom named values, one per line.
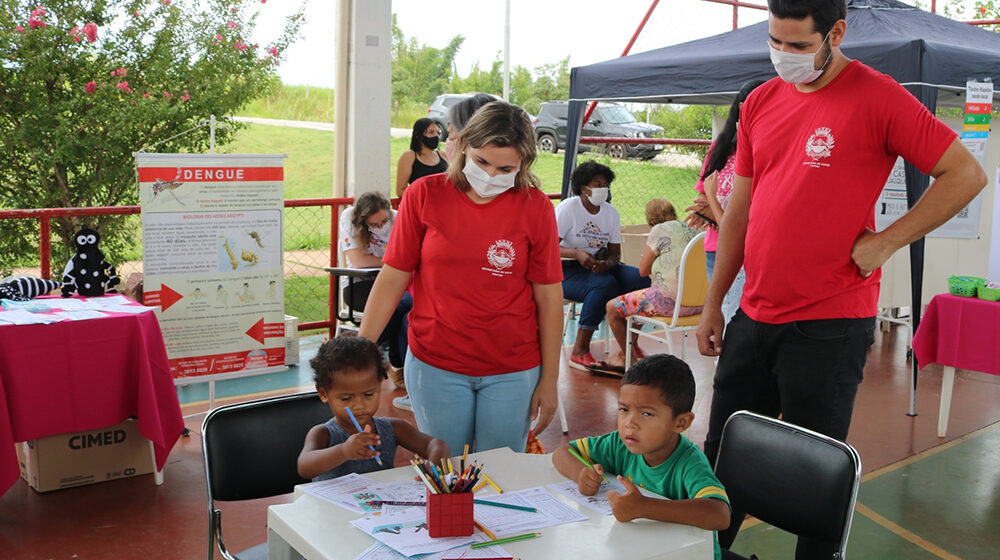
left=426, top=93, right=501, bottom=141
left=532, top=101, right=664, bottom=159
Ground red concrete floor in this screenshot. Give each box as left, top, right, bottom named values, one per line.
left=2, top=324, right=999, bottom=559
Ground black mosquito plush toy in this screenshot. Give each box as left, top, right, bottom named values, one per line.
left=0, top=276, right=61, bottom=301
left=61, top=227, right=120, bottom=297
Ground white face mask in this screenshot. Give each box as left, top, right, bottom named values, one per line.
left=587, top=187, right=609, bottom=206
left=463, top=157, right=517, bottom=198
left=768, top=32, right=832, bottom=85
left=368, top=221, right=391, bottom=238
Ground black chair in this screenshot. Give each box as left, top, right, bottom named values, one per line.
left=202, top=392, right=331, bottom=560
left=714, top=411, right=862, bottom=560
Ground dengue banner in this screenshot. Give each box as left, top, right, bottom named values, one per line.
left=875, top=118, right=987, bottom=239
left=136, top=153, right=286, bottom=381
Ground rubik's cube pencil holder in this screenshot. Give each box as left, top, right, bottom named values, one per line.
left=426, top=490, right=474, bottom=537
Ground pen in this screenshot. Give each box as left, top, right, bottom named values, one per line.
left=470, top=532, right=541, bottom=549
left=473, top=499, right=537, bottom=513
left=566, top=445, right=605, bottom=481
left=344, top=407, right=382, bottom=466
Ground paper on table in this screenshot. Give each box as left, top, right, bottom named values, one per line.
left=350, top=506, right=478, bottom=557
left=0, top=308, right=62, bottom=324
left=96, top=304, right=156, bottom=314
left=352, top=540, right=510, bottom=560
left=299, top=473, right=381, bottom=513
left=53, top=309, right=110, bottom=321
left=88, top=294, right=133, bottom=306
left=547, top=478, right=627, bottom=516
left=301, top=476, right=428, bottom=514
left=547, top=478, right=665, bottom=516
left=472, top=486, right=587, bottom=537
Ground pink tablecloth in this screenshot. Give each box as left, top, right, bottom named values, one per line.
left=0, top=300, right=184, bottom=495
left=912, top=293, right=1000, bottom=376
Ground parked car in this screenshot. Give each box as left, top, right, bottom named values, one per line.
left=532, top=101, right=664, bottom=160
left=426, top=93, right=501, bottom=141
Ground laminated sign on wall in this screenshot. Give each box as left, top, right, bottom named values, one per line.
left=135, top=153, right=287, bottom=381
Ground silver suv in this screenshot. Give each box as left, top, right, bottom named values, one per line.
left=426, top=93, right=500, bottom=141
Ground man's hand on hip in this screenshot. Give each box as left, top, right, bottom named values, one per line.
left=851, top=228, right=894, bottom=278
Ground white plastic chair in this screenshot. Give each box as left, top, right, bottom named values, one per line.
left=625, top=231, right=707, bottom=367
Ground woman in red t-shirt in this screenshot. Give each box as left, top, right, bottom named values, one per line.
left=359, top=101, right=563, bottom=454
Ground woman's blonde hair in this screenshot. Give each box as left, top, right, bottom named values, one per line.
left=446, top=101, right=540, bottom=192
left=645, top=198, right=677, bottom=226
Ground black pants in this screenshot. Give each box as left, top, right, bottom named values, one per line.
left=704, top=309, right=875, bottom=559
left=344, top=280, right=412, bottom=369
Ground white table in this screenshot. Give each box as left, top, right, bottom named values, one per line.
left=268, top=447, right=712, bottom=560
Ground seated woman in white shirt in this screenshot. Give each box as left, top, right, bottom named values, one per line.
left=556, top=161, right=650, bottom=371
left=339, top=191, right=412, bottom=406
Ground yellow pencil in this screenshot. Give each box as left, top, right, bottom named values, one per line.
left=482, top=473, right=503, bottom=494
left=473, top=518, right=497, bottom=540
left=462, top=443, right=469, bottom=472
left=472, top=480, right=489, bottom=492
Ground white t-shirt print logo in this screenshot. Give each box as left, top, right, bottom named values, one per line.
left=483, top=239, right=515, bottom=277
left=803, top=126, right=835, bottom=168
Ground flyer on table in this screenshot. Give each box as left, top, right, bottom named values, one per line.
left=136, top=153, right=286, bottom=378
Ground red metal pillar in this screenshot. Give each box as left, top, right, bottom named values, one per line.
left=582, top=0, right=660, bottom=125
left=39, top=216, right=51, bottom=280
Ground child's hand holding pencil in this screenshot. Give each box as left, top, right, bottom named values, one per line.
left=566, top=445, right=605, bottom=496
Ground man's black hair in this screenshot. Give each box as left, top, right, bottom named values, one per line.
left=569, top=161, right=616, bottom=196
left=310, top=336, right=388, bottom=389
left=622, top=354, right=696, bottom=414
left=768, top=0, right=847, bottom=36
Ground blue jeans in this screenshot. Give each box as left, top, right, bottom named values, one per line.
left=378, top=291, right=411, bottom=368
left=705, top=251, right=716, bottom=282
left=403, top=351, right=540, bottom=454
left=562, top=261, right=649, bottom=330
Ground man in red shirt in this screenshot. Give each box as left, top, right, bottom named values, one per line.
left=698, top=0, right=986, bottom=488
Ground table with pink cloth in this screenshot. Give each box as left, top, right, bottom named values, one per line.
left=912, top=293, right=1000, bottom=437
left=0, top=296, right=184, bottom=495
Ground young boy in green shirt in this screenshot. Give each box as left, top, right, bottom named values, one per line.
left=553, top=354, right=731, bottom=558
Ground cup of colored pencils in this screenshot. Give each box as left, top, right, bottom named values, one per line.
left=413, top=455, right=479, bottom=537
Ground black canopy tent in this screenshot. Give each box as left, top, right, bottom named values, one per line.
left=562, top=0, right=1000, bottom=414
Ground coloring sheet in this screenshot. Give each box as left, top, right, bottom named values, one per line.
left=472, top=487, right=587, bottom=536
left=349, top=506, right=478, bottom=557
left=547, top=478, right=665, bottom=516
left=299, top=473, right=380, bottom=513
left=352, top=540, right=510, bottom=560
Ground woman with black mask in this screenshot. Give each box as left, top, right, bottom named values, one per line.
left=396, top=118, right=448, bottom=198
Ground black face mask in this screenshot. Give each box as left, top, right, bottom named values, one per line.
left=421, top=136, right=440, bottom=150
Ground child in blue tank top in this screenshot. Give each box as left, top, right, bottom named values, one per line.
left=298, top=336, right=450, bottom=481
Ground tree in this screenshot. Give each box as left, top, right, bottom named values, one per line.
left=390, top=13, right=463, bottom=121
left=0, top=0, right=304, bottom=269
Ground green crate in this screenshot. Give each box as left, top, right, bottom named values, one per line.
left=977, top=284, right=1000, bottom=302
left=948, top=275, right=984, bottom=297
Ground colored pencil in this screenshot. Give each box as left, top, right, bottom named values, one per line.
left=472, top=480, right=489, bottom=492
left=368, top=500, right=426, bottom=507
left=482, top=473, right=504, bottom=494
left=412, top=464, right=439, bottom=494
left=462, top=443, right=469, bottom=472
left=566, top=445, right=605, bottom=481
left=470, top=532, right=541, bottom=549
left=473, top=499, right=537, bottom=512
left=344, top=407, right=382, bottom=466
left=473, top=518, right=497, bottom=540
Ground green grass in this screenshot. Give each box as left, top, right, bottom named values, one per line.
left=239, top=84, right=335, bottom=122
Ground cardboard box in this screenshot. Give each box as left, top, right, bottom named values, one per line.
left=284, top=314, right=300, bottom=365
left=16, top=419, right=154, bottom=492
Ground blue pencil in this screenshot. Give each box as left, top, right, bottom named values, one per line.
left=344, top=407, right=383, bottom=466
